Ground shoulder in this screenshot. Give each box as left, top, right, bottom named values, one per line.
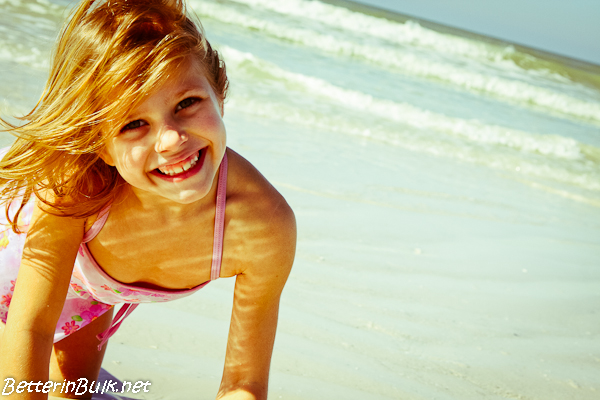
left=226, top=148, right=296, bottom=235
left=27, top=198, right=86, bottom=247
left=11, top=191, right=86, bottom=264
left=224, top=148, right=296, bottom=278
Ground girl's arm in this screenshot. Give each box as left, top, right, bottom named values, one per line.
left=217, top=194, right=296, bottom=400
left=0, top=200, right=84, bottom=393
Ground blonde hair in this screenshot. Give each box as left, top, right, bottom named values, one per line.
left=0, top=0, right=228, bottom=232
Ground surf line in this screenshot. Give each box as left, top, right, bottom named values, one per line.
left=1, top=378, right=151, bottom=395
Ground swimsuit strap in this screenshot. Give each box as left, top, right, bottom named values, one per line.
left=96, top=303, right=138, bottom=351
left=82, top=203, right=112, bottom=243
left=211, top=151, right=228, bottom=281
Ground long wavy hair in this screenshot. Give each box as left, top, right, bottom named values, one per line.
left=0, top=0, right=228, bottom=233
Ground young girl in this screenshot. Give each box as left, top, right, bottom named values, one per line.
left=0, top=0, right=296, bottom=398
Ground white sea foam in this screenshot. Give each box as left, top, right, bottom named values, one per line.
left=215, top=0, right=600, bottom=107
left=222, top=47, right=586, bottom=160
left=194, top=1, right=600, bottom=124
left=0, top=0, right=22, bottom=6
left=0, top=0, right=59, bottom=68
left=0, top=0, right=61, bottom=15
left=229, top=0, right=596, bottom=99
left=0, top=40, right=48, bottom=69
left=221, top=47, right=600, bottom=192
left=228, top=93, right=600, bottom=192
left=227, top=0, right=510, bottom=63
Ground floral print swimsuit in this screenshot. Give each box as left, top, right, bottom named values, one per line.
left=0, top=152, right=228, bottom=349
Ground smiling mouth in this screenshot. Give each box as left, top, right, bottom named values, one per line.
left=155, top=151, right=201, bottom=176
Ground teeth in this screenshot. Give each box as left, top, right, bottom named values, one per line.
left=158, top=152, right=199, bottom=176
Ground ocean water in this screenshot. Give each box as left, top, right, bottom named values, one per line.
left=2, top=0, right=599, bottom=202
left=1, top=0, right=599, bottom=399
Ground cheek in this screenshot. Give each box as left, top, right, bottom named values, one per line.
left=200, top=113, right=226, bottom=142
left=118, top=145, right=149, bottom=172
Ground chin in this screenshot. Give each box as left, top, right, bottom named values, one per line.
left=171, top=188, right=212, bottom=204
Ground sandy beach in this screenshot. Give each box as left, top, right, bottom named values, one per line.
left=90, top=111, right=600, bottom=400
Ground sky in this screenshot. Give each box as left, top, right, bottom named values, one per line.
left=354, top=0, right=600, bottom=66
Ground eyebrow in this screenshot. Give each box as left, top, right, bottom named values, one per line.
left=174, top=87, right=196, bottom=99
left=174, top=81, right=208, bottom=99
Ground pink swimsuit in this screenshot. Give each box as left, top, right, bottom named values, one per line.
left=0, top=152, right=228, bottom=350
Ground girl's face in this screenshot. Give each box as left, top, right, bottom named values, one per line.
left=101, top=56, right=226, bottom=205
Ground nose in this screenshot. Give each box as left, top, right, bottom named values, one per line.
left=155, top=126, right=188, bottom=153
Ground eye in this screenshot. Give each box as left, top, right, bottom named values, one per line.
left=176, top=97, right=199, bottom=111
left=120, top=119, right=147, bottom=132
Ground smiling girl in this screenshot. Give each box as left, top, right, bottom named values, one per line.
left=0, top=1, right=296, bottom=399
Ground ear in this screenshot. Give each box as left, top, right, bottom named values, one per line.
left=99, top=148, right=115, bottom=166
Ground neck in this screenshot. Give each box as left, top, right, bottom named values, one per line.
left=121, top=169, right=221, bottom=222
